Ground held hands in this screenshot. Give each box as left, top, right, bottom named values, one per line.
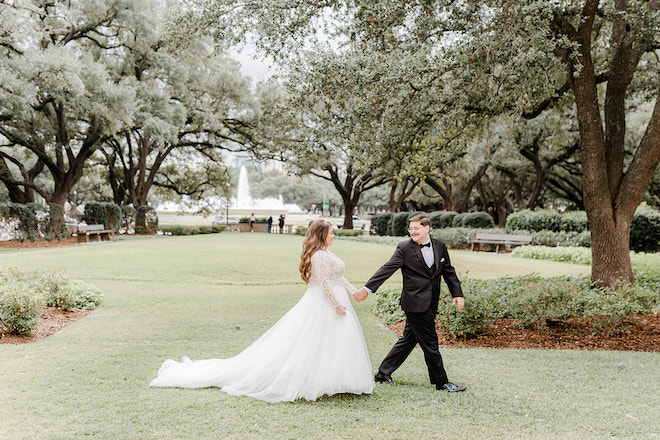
left=352, top=287, right=369, bottom=302
left=453, top=296, right=465, bottom=311
left=335, top=304, right=346, bottom=315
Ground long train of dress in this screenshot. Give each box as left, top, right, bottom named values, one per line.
left=150, top=250, right=374, bottom=403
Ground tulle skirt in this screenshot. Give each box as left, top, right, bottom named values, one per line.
left=150, top=283, right=374, bottom=403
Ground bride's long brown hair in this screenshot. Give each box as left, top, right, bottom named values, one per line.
left=299, top=219, right=332, bottom=283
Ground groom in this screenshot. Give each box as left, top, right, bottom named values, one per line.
left=354, top=214, right=466, bottom=392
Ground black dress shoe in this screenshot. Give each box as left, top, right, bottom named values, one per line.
left=374, top=372, right=394, bottom=384
left=439, top=382, right=466, bottom=392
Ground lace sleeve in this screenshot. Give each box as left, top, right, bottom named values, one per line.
left=311, top=251, right=340, bottom=307
left=341, top=276, right=357, bottom=296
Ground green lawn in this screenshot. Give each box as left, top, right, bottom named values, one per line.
left=0, top=234, right=658, bottom=439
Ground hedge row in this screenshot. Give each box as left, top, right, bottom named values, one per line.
left=0, top=268, right=103, bottom=335
left=374, top=273, right=660, bottom=338
left=159, top=224, right=226, bottom=235
left=507, top=208, right=660, bottom=252
left=83, top=202, right=158, bottom=234
left=0, top=203, right=67, bottom=242
left=370, top=210, right=494, bottom=236
left=430, top=228, right=591, bottom=249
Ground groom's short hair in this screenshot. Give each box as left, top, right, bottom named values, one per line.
left=409, top=214, right=431, bottom=227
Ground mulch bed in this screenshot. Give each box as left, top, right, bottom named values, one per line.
left=0, top=236, right=81, bottom=249
left=1, top=307, right=91, bottom=344
left=2, top=237, right=658, bottom=350
left=389, top=313, right=660, bottom=352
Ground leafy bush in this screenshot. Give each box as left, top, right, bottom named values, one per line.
left=560, top=211, right=589, bottom=232
left=369, top=213, right=393, bottom=236
left=334, top=229, right=364, bottom=237
left=630, top=208, right=660, bottom=253
left=372, top=286, right=405, bottom=325
left=0, top=282, right=45, bottom=335
left=530, top=230, right=591, bottom=247
left=511, top=245, right=592, bottom=264
left=428, top=211, right=458, bottom=229
left=0, top=203, right=39, bottom=241
left=431, top=228, right=484, bottom=249
left=506, top=209, right=563, bottom=232
left=47, top=280, right=103, bottom=311
left=0, top=268, right=103, bottom=335
left=83, top=202, right=122, bottom=231
left=296, top=226, right=307, bottom=235
left=373, top=273, right=659, bottom=339
left=159, top=224, right=225, bottom=235
left=136, top=205, right=158, bottom=234
left=121, top=205, right=137, bottom=233
left=454, top=212, right=494, bottom=229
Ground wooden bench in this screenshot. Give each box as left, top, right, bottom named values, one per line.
left=77, top=224, right=113, bottom=243
left=471, top=233, right=533, bottom=253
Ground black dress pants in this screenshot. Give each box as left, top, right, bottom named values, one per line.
left=378, top=308, right=448, bottom=385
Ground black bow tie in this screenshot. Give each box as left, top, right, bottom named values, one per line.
left=419, top=242, right=431, bottom=248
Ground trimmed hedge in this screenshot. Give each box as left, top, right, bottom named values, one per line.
left=136, top=205, right=158, bottom=234
left=451, top=212, right=494, bottom=229
left=369, top=213, right=394, bottom=236
left=428, top=211, right=458, bottom=229
left=630, top=208, right=660, bottom=253
left=507, top=208, right=660, bottom=252
left=0, top=202, right=69, bottom=242
left=506, top=209, right=564, bottom=232
left=83, top=202, right=122, bottom=232
left=159, top=224, right=226, bottom=235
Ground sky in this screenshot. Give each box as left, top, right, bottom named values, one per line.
left=231, top=44, right=275, bottom=82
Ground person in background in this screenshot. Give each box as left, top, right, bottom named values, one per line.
left=278, top=215, right=285, bottom=234
left=267, top=216, right=273, bottom=233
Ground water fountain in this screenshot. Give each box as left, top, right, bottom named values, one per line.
left=229, top=165, right=302, bottom=216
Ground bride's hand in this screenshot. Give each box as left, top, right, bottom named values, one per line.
left=335, top=304, right=346, bottom=315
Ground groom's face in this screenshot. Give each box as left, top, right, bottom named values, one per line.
left=408, top=221, right=430, bottom=244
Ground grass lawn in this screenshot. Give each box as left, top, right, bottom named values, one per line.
left=0, top=233, right=658, bottom=439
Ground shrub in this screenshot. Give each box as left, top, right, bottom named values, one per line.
left=460, top=212, right=494, bottom=229
left=630, top=208, right=660, bottom=253
left=373, top=272, right=660, bottom=339
left=370, top=213, right=393, bottom=236
left=334, top=229, right=364, bottom=237
left=47, top=280, right=103, bottom=311
left=121, top=205, right=137, bottom=233
left=1, top=203, right=39, bottom=241
left=159, top=224, right=225, bottom=236
left=391, top=212, right=412, bottom=236
left=506, top=209, right=563, bottom=232
left=296, top=226, right=307, bottom=235
left=0, top=282, right=45, bottom=335
left=372, top=286, right=405, bottom=325
left=428, top=211, right=458, bottom=229
left=431, top=228, right=480, bottom=249
left=530, top=230, right=591, bottom=247
left=511, top=245, right=592, bottom=265
left=560, top=211, right=589, bottom=232
left=83, top=202, right=122, bottom=231
left=136, top=205, right=158, bottom=234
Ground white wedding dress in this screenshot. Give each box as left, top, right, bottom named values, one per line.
left=150, top=250, right=374, bottom=403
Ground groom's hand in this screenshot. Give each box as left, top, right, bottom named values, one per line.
left=353, top=288, right=368, bottom=302
left=453, top=297, right=465, bottom=311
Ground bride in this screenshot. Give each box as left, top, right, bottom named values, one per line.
left=150, top=219, right=374, bottom=402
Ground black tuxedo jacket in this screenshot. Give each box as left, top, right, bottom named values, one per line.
left=365, top=238, right=463, bottom=313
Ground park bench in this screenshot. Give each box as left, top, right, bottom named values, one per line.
left=76, top=224, right=113, bottom=243
left=471, top=233, right=533, bottom=253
